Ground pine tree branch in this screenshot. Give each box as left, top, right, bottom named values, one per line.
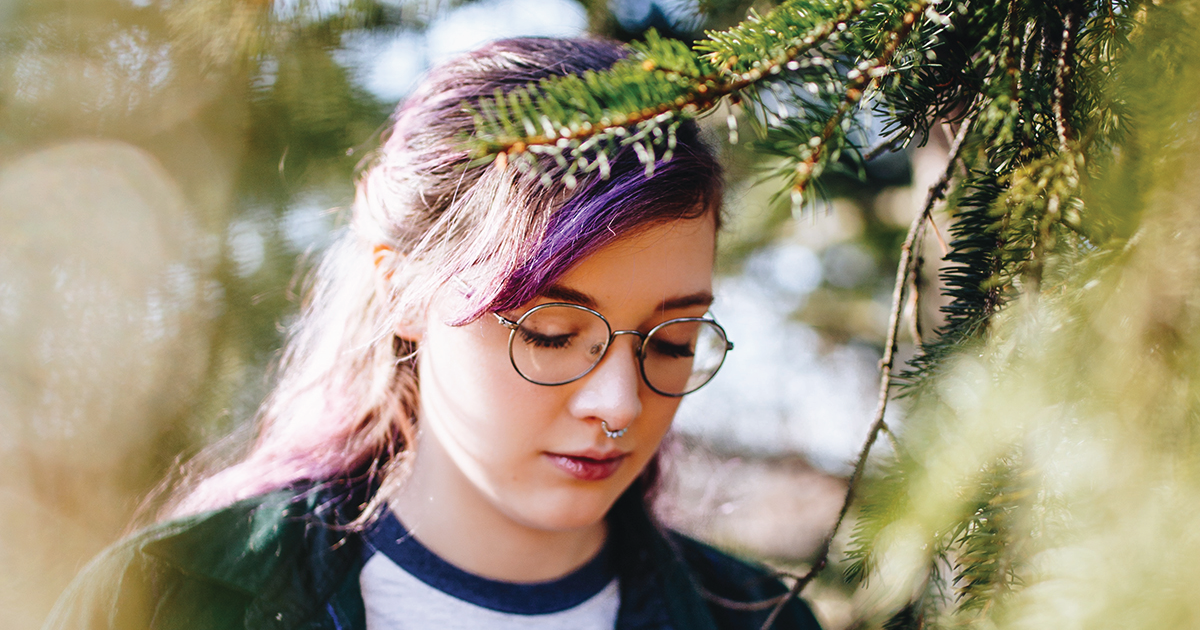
left=928, top=212, right=949, bottom=256
left=757, top=206, right=926, bottom=630
left=757, top=111, right=974, bottom=630
left=908, top=266, right=924, bottom=348
left=882, top=423, right=902, bottom=458
left=1053, top=7, right=1081, bottom=150
left=864, top=133, right=908, bottom=161
left=469, top=0, right=875, bottom=158
left=695, top=0, right=870, bottom=74
left=926, top=107, right=975, bottom=215
left=701, top=588, right=792, bottom=611
left=791, top=3, right=926, bottom=195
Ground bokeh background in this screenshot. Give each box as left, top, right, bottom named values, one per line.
left=0, top=1, right=941, bottom=627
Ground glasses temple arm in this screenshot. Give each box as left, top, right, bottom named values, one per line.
left=493, top=313, right=519, bottom=330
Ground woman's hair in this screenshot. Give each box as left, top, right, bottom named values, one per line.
left=164, top=37, right=723, bottom=522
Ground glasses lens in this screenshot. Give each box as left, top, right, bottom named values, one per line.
left=642, top=320, right=728, bottom=396
left=510, top=305, right=611, bottom=385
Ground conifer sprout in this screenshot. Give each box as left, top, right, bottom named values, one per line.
left=473, top=0, right=1200, bottom=629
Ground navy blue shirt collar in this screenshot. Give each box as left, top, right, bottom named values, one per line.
left=363, top=509, right=616, bottom=615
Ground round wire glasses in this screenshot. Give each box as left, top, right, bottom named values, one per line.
left=493, top=302, right=734, bottom=397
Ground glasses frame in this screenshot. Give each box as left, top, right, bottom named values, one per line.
left=493, top=302, right=734, bottom=397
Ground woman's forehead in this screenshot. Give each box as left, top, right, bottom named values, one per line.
left=540, top=217, right=716, bottom=315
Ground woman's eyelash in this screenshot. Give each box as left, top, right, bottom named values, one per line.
left=649, top=340, right=694, bottom=358
left=518, top=329, right=574, bottom=349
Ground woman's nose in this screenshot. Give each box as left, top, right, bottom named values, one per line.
left=567, top=335, right=643, bottom=434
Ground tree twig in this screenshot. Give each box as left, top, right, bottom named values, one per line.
left=881, top=424, right=901, bottom=454
left=1053, top=8, right=1080, bottom=151
left=907, top=269, right=924, bottom=348
left=757, top=109, right=975, bottom=630
left=758, top=183, right=923, bottom=629
left=927, top=213, right=949, bottom=256
left=757, top=210, right=921, bottom=630
left=702, top=587, right=792, bottom=611
left=864, top=134, right=907, bottom=161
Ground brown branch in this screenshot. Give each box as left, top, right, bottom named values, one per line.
left=928, top=213, right=949, bottom=257
left=702, top=587, right=792, bottom=611
left=478, top=94, right=720, bottom=157
left=1002, top=0, right=1023, bottom=107
left=882, top=424, right=901, bottom=454
left=864, top=133, right=907, bottom=161
left=1053, top=8, right=1080, bottom=150
left=699, top=0, right=872, bottom=72
left=757, top=108, right=975, bottom=630
left=756, top=212, right=921, bottom=629
left=908, top=268, right=925, bottom=348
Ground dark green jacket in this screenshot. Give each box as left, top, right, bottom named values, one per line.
left=44, top=482, right=822, bottom=630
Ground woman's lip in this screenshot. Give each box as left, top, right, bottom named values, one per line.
left=545, top=452, right=629, bottom=481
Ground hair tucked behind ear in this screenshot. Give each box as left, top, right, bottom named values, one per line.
left=160, top=38, right=723, bottom=524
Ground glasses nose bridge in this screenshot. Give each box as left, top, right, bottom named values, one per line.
left=587, top=328, right=647, bottom=389
left=608, top=328, right=648, bottom=355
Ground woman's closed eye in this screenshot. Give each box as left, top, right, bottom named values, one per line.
left=518, top=327, right=576, bottom=349
left=647, top=338, right=694, bottom=359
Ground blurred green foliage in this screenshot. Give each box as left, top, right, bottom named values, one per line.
left=0, top=2, right=396, bottom=626
left=839, top=2, right=1200, bottom=628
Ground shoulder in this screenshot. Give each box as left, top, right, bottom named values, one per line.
left=667, top=533, right=824, bottom=630
left=41, top=512, right=256, bottom=630
left=42, top=527, right=171, bottom=630
left=42, top=484, right=363, bottom=630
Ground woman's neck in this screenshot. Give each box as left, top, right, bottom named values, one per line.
left=386, top=432, right=608, bottom=583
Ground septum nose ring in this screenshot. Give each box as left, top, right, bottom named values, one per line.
left=601, top=421, right=627, bottom=439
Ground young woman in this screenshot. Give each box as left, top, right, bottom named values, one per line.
left=45, top=38, right=822, bottom=630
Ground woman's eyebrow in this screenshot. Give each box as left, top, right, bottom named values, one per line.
left=539, top=285, right=713, bottom=312
left=660, top=292, right=714, bottom=311
left=540, top=285, right=598, bottom=308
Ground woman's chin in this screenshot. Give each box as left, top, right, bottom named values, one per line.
left=501, top=490, right=621, bottom=534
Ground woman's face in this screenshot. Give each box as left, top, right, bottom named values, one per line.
left=409, top=215, right=716, bottom=535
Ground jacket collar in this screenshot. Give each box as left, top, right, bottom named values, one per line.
left=609, top=491, right=720, bottom=630
left=143, top=481, right=367, bottom=629
left=138, top=481, right=718, bottom=630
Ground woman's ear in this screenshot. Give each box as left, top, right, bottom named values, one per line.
left=373, top=244, right=398, bottom=281
left=394, top=313, right=425, bottom=342
left=374, top=243, right=424, bottom=342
